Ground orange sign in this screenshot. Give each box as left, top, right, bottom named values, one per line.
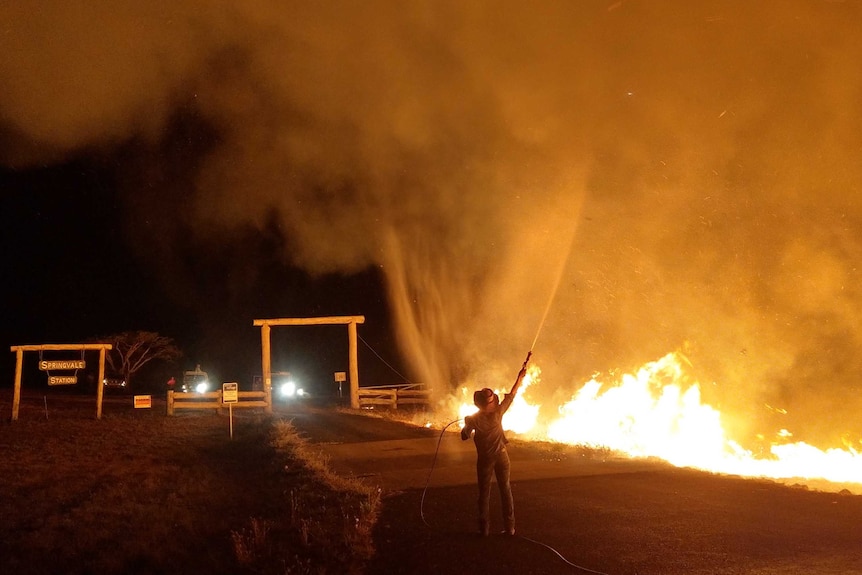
left=133, top=395, right=152, bottom=409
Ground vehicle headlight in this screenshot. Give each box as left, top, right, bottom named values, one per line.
left=279, top=381, right=296, bottom=397
left=195, top=382, right=209, bottom=394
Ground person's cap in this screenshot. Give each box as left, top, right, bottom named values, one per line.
left=473, top=388, right=496, bottom=407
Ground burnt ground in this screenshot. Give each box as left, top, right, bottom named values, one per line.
left=366, top=470, right=862, bottom=575
left=285, top=407, right=862, bottom=575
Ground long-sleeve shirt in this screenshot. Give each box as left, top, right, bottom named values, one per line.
left=462, top=392, right=515, bottom=460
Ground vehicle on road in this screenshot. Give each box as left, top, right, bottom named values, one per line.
left=102, top=375, right=127, bottom=392
left=181, top=365, right=210, bottom=393
left=273, top=371, right=307, bottom=401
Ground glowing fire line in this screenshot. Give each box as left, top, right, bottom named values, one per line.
left=455, top=352, right=862, bottom=487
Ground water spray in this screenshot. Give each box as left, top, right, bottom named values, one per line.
left=529, top=209, right=580, bottom=352
left=419, top=213, right=608, bottom=572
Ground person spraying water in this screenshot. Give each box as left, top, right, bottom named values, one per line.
left=461, top=350, right=531, bottom=536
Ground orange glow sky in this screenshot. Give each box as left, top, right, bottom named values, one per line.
left=2, top=1, right=861, bottom=446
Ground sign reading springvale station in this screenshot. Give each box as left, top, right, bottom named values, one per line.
left=41, top=360, right=85, bottom=385
left=39, top=360, right=86, bottom=371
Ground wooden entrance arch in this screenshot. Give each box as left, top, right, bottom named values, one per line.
left=9, top=343, right=113, bottom=421
left=253, top=316, right=365, bottom=410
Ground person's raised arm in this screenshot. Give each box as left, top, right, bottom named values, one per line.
left=510, top=366, right=527, bottom=398
left=509, top=351, right=532, bottom=397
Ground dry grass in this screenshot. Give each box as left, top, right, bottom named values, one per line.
left=237, top=420, right=382, bottom=574
left=0, top=390, right=380, bottom=575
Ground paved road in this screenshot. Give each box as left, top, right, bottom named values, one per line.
left=282, top=406, right=862, bottom=575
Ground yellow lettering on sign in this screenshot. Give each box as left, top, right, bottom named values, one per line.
left=39, top=360, right=86, bottom=371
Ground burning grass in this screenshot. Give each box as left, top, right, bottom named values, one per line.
left=0, top=391, right=380, bottom=574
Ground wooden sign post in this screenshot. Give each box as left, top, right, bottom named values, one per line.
left=9, top=343, right=112, bottom=421
left=223, top=382, right=238, bottom=439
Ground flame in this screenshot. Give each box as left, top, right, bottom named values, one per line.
left=455, top=352, right=862, bottom=489
left=456, top=367, right=541, bottom=434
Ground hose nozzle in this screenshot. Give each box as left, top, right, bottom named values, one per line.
left=522, top=350, right=532, bottom=369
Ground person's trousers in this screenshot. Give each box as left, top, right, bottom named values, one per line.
left=476, top=447, right=514, bottom=534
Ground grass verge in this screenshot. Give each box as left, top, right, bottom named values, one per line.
left=0, top=392, right=381, bottom=575
left=233, top=419, right=382, bottom=574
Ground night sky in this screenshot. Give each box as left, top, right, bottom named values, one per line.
left=2, top=2, right=862, bottom=447
left=0, top=153, right=400, bottom=391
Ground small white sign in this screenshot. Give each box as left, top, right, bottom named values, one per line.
left=222, top=382, right=238, bottom=403
left=334, top=371, right=347, bottom=382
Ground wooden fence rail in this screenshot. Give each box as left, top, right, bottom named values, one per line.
left=357, top=387, right=431, bottom=409
left=167, top=390, right=268, bottom=415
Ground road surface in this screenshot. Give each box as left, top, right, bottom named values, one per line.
left=282, top=405, right=862, bottom=575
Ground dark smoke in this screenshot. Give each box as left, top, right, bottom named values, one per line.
left=2, top=1, right=861, bottom=446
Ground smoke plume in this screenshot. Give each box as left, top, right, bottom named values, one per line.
left=2, top=1, right=862, bottom=446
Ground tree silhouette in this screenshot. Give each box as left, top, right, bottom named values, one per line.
left=101, top=331, right=182, bottom=388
